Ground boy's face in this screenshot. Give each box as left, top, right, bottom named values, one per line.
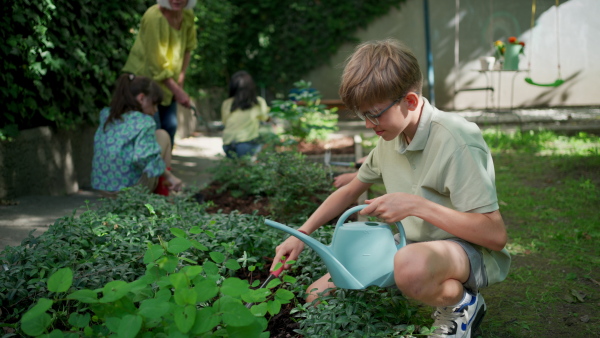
left=358, top=98, right=409, bottom=141
left=359, top=92, right=420, bottom=141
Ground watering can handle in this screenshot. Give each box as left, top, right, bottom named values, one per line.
left=337, top=204, right=407, bottom=248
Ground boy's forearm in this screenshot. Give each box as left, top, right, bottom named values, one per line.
left=415, top=199, right=507, bottom=251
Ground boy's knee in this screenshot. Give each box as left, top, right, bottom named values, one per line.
left=305, top=274, right=335, bottom=304
left=393, top=246, right=431, bottom=298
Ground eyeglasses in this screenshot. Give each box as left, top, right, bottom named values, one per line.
left=354, top=97, right=403, bottom=125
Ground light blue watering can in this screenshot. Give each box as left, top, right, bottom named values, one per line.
left=265, top=204, right=407, bottom=290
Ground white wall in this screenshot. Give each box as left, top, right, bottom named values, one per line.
left=304, top=0, right=600, bottom=110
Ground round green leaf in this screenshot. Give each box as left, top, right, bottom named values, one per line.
left=174, top=304, right=196, bottom=333
left=241, top=288, right=270, bottom=304
left=189, top=226, right=202, bottom=234
left=191, top=240, right=208, bottom=251
left=117, top=314, right=142, bottom=338
left=67, top=289, right=99, bottom=303
left=194, top=279, right=218, bottom=302
left=221, top=301, right=256, bottom=327
left=203, top=261, right=220, bottom=280
left=221, top=278, right=250, bottom=297
left=138, top=298, right=170, bottom=319
left=170, top=227, right=188, bottom=238
left=182, top=265, right=203, bottom=278
left=143, top=244, right=165, bottom=264
left=209, top=251, right=225, bottom=263
left=275, top=288, right=295, bottom=301
left=21, top=298, right=53, bottom=323
left=47, top=267, right=73, bottom=293
left=68, top=312, right=90, bottom=328
left=100, top=281, right=130, bottom=303
left=169, top=272, right=189, bottom=289
left=265, top=278, right=282, bottom=289
left=191, top=307, right=219, bottom=335
left=46, top=329, right=65, bottom=338
left=225, top=318, right=264, bottom=337
left=21, top=312, right=51, bottom=336
left=225, top=259, right=241, bottom=271
left=249, top=302, right=268, bottom=317
left=157, top=256, right=179, bottom=273
left=167, top=237, right=192, bottom=254
left=174, top=287, right=197, bottom=306
left=267, top=299, right=282, bottom=316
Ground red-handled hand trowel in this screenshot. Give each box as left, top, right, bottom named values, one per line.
left=245, top=260, right=286, bottom=309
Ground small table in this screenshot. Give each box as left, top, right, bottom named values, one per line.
left=478, top=69, right=528, bottom=113
left=455, top=69, right=527, bottom=125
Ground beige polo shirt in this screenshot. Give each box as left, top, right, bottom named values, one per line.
left=357, top=98, right=510, bottom=285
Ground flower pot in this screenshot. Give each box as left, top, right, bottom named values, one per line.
left=502, top=44, right=521, bottom=71
left=479, top=56, right=496, bottom=71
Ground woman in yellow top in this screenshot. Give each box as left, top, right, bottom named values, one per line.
left=221, top=71, right=270, bottom=158
left=122, top=0, right=197, bottom=148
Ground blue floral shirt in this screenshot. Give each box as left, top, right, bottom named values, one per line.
left=92, top=107, right=165, bottom=192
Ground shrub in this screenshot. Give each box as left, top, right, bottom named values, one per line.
left=0, top=186, right=294, bottom=335
left=18, top=237, right=297, bottom=337
left=269, top=80, right=338, bottom=143
left=208, top=150, right=334, bottom=224
left=0, top=0, right=154, bottom=134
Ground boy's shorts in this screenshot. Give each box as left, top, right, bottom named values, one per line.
left=395, top=235, right=487, bottom=295
left=446, top=238, right=487, bottom=295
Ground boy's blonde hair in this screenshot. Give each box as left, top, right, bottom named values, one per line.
left=339, top=39, right=423, bottom=112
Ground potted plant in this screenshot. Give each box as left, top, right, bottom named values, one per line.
left=494, top=36, right=525, bottom=70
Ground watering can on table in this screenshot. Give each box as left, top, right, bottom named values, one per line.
left=265, top=205, right=407, bottom=290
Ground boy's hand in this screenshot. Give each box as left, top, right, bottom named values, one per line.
left=333, top=172, right=357, bottom=188
left=271, top=236, right=305, bottom=272
left=361, top=193, right=424, bottom=223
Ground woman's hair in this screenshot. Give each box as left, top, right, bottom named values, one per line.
left=339, top=39, right=423, bottom=112
left=229, top=71, right=259, bottom=112
left=157, top=0, right=197, bottom=10
left=105, top=74, right=163, bottom=130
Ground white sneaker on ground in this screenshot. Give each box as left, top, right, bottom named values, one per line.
left=429, top=292, right=486, bottom=338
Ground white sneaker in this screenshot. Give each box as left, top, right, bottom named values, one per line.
left=429, top=293, right=486, bottom=337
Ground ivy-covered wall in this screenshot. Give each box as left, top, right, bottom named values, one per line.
left=1, top=0, right=154, bottom=134
left=1, top=0, right=406, bottom=136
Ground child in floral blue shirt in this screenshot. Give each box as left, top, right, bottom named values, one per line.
left=92, top=74, right=182, bottom=197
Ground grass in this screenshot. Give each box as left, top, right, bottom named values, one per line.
left=364, top=129, right=600, bottom=337
left=480, top=129, right=599, bottom=337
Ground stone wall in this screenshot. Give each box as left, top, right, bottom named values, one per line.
left=0, top=106, right=199, bottom=199
left=0, top=126, right=96, bottom=199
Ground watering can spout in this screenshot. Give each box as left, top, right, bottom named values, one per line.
left=264, top=219, right=366, bottom=289
left=265, top=205, right=406, bottom=290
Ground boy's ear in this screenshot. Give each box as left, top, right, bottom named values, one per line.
left=405, top=92, right=420, bottom=111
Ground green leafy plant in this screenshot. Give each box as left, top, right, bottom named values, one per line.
left=0, top=186, right=292, bottom=333
left=269, top=80, right=338, bottom=143
left=1, top=0, right=154, bottom=131
left=19, top=230, right=298, bottom=337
